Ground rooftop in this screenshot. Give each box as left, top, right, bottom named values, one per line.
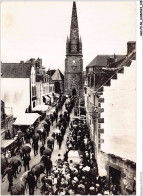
left=51, top=69, right=64, bottom=81
left=1, top=63, right=32, bottom=78
left=87, top=55, right=126, bottom=68
left=95, top=51, right=136, bottom=91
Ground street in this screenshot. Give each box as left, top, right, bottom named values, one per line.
left=1, top=103, right=73, bottom=195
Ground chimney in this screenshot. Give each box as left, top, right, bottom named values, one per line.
left=127, top=41, right=136, bottom=55
left=39, top=58, right=42, bottom=68
left=30, top=58, right=35, bottom=66
left=107, top=57, right=115, bottom=67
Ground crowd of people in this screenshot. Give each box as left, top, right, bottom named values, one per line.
left=38, top=97, right=122, bottom=195
left=1, top=95, right=124, bottom=195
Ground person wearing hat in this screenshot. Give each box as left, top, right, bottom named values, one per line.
left=45, top=156, right=53, bottom=176
left=2, top=164, right=14, bottom=192
left=23, top=153, right=31, bottom=171
left=40, top=182, right=49, bottom=195
left=89, top=186, right=96, bottom=195
left=27, top=172, right=36, bottom=195
left=40, top=144, right=45, bottom=156
left=56, top=154, right=62, bottom=165
left=69, top=179, right=78, bottom=193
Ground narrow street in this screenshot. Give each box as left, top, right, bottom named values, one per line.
left=1, top=103, right=74, bottom=195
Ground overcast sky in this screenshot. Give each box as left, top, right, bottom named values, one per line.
left=1, top=1, right=136, bottom=71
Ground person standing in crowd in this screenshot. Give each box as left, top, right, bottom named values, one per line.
left=58, top=133, right=63, bottom=149
left=27, top=172, right=36, bottom=195
left=67, top=114, right=70, bottom=126
left=55, top=112, right=58, bottom=123
left=51, top=132, right=56, bottom=139
left=45, top=156, right=53, bottom=176
left=50, top=114, right=54, bottom=126
left=2, top=164, right=14, bottom=192
left=41, top=130, right=46, bottom=145
left=23, top=154, right=31, bottom=171
left=45, top=119, right=51, bottom=136
left=61, top=126, right=65, bottom=139
left=32, top=137, right=39, bottom=156
left=55, top=106, right=58, bottom=114
left=5, top=130, right=11, bottom=139
left=40, top=144, right=45, bottom=156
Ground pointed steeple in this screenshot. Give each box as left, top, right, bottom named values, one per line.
left=70, top=1, right=79, bottom=42
left=66, top=36, right=70, bottom=55
left=66, top=36, right=69, bottom=43
left=66, top=1, right=82, bottom=55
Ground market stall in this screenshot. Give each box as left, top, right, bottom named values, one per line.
left=1, top=139, right=16, bottom=154
left=13, top=113, right=41, bottom=135
left=32, top=104, right=50, bottom=120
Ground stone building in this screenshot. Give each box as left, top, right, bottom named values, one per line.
left=85, top=41, right=136, bottom=194
left=64, top=1, right=83, bottom=97
left=1, top=100, right=15, bottom=139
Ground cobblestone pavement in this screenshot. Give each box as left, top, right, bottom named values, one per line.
left=1, top=103, right=73, bottom=195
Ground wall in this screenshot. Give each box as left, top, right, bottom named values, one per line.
left=36, top=82, right=42, bottom=105
left=64, top=56, right=83, bottom=96
left=5, top=115, right=15, bottom=137
left=97, top=150, right=136, bottom=194
left=100, top=60, right=136, bottom=162
left=1, top=78, right=30, bottom=118
left=86, top=87, right=99, bottom=158
left=31, top=66, right=37, bottom=110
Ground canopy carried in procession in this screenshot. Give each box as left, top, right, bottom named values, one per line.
left=1, top=139, right=15, bottom=149
left=32, top=104, right=50, bottom=112
left=13, top=113, right=41, bottom=126
left=68, top=150, right=81, bottom=164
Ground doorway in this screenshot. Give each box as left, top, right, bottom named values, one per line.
left=109, top=166, right=121, bottom=185
left=72, top=88, right=76, bottom=96
left=55, top=82, right=60, bottom=93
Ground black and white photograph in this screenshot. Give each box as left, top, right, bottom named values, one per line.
left=1, top=0, right=142, bottom=195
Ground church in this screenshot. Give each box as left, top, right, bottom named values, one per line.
left=64, top=2, right=83, bottom=97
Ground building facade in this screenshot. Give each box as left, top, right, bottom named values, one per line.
left=51, top=69, right=64, bottom=94
left=1, top=100, right=15, bottom=139
left=85, top=42, right=136, bottom=194
left=64, top=2, right=83, bottom=97
left=1, top=61, right=36, bottom=117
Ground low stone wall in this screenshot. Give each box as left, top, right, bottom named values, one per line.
left=97, top=150, right=136, bottom=194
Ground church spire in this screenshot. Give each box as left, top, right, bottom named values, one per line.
left=70, top=1, right=79, bottom=42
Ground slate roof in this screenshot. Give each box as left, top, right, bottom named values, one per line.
left=47, top=70, right=56, bottom=77
left=87, top=55, right=126, bottom=68
left=1, top=63, right=32, bottom=78
left=95, top=52, right=136, bottom=92
left=51, top=69, right=64, bottom=81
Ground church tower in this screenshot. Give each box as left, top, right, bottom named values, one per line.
left=64, top=1, right=83, bottom=97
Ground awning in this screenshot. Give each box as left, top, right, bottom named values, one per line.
left=44, top=96, right=51, bottom=101
left=32, top=104, right=50, bottom=112
left=47, top=93, right=54, bottom=98
left=1, top=139, right=15, bottom=148
left=13, top=113, right=41, bottom=126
